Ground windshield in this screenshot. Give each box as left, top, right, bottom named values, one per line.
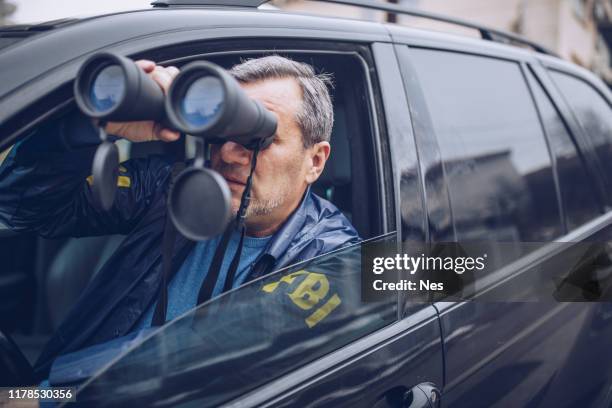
left=71, top=234, right=397, bottom=407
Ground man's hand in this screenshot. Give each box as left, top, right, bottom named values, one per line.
left=104, top=60, right=180, bottom=143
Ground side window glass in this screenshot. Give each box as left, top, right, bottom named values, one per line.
left=528, top=71, right=602, bottom=230
left=549, top=71, right=612, bottom=194
left=409, top=49, right=562, bottom=257
left=76, top=236, right=397, bottom=406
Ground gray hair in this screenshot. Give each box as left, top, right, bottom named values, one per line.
left=229, top=55, right=334, bottom=148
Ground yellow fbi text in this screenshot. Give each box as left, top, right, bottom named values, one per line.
left=86, top=175, right=131, bottom=188
left=262, top=270, right=341, bottom=328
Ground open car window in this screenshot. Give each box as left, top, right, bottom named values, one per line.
left=72, top=234, right=396, bottom=407
left=0, top=43, right=388, bottom=377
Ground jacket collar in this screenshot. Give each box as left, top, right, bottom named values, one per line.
left=259, top=186, right=312, bottom=263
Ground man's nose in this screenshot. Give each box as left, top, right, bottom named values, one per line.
left=219, top=141, right=251, bottom=166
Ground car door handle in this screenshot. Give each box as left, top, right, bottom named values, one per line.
left=404, top=382, right=440, bottom=408
left=373, top=383, right=441, bottom=408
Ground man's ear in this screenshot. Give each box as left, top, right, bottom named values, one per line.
left=305, top=141, right=331, bottom=184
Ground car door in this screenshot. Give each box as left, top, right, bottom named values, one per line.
left=0, top=10, right=445, bottom=406
left=70, top=234, right=442, bottom=408
left=223, top=42, right=443, bottom=408
left=68, top=42, right=444, bottom=408
left=395, top=40, right=612, bottom=407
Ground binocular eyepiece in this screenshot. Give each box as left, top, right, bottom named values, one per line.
left=74, top=52, right=278, bottom=240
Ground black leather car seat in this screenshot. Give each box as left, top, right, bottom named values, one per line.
left=311, top=106, right=352, bottom=221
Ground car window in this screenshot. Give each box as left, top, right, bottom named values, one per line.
left=527, top=70, right=602, bottom=230
left=73, top=235, right=397, bottom=407
left=409, top=49, right=562, bottom=266
left=548, top=70, right=612, bottom=195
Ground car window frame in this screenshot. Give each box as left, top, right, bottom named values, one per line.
left=531, top=58, right=612, bottom=209
left=160, top=43, right=392, bottom=238
left=398, top=44, right=565, bottom=235
left=519, top=60, right=566, bottom=232
left=523, top=61, right=607, bottom=232
left=0, top=39, right=396, bottom=246
left=396, top=41, right=573, bottom=296
left=393, top=35, right=612, bottom=306
left=0, top=36, right=394, bottom=234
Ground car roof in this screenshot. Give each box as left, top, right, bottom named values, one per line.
left=0, top=8, right=388, bottom=99
left=0, top=4, right=556, bottom=63
left=0, top=5, right=585, bottom=123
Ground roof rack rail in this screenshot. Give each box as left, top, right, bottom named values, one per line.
left=314, top=0, right=556, bottom=55
left=152, top=0, right=268, bottom=7
left=151, top=0, right=555, bottom=56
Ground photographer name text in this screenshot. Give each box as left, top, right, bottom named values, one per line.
left=371, top=253, right=487, bottom=292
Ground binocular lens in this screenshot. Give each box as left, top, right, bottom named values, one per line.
left=89, top=65, right=126, bottom=113
left=179, top=76, right=224, bottom=128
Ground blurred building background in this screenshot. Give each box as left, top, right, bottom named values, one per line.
left=275, top=0, right=612, bottom=87
left=0, top=0, right=16, bottom=25
left=0, top=0, right=611, bottom=87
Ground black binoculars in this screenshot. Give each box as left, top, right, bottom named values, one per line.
left=74, top=52, right=278, bottom=240
left=74, top=52, right=277, bottom=149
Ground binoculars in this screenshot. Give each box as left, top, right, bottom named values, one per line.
left=74, top=52, right=278, bottom=239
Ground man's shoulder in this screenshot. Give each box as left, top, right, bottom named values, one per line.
left=274, top=191, right=360, bottom=267
left=303, top=192, right=358, bottom=239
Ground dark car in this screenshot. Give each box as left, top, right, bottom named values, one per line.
left=1, top=0, right=612, bottom=406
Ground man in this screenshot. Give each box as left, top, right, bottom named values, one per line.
left=0, top=55, right=359, bottom=383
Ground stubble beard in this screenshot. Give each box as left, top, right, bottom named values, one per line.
left=243, top=183, right=291, bottom=217
left=245, top=195, right=284, bottom=217
left=218, top=153, right=304, bottom=220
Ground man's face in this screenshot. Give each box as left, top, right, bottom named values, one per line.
left=210, top=77, right=329, bottom=236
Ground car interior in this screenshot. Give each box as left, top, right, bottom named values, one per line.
left=0, top=49, right=383, bottom=375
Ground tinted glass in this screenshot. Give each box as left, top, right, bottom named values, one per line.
left=180, top=76, right=224, bottom=128
left=410, top=49, right=562, bottom=253
left=89, top=65, right=125, bottom=112
left=76, top=236, right=397, bottom=406
left=528, top=71, right=602, bottom=230
left=549, top=71, right=612, bottom=193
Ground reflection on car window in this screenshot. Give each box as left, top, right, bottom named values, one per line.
left=549, top=71, right=612, bottom=194
left=0, top=145, right=12, bottom=166
left=528, top=71, right=602, bottom=230
left=0, top=146, right=11, bottom=229
left=74, top=234, right=397, bottom=407
left=410, top=49, right=562, bottom=266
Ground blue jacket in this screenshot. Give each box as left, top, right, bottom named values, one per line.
left=0, top=112, right=359, bottom=381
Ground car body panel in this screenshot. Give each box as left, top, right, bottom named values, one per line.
left=0, top=8, right=390, bottom=129
left=391, top=32, right=612, bottom=407
left=435, top=213, right=612, bottom=407
left=234, top=306, right=444, bottom=407
left=387, top=22, right=543, bottom=64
